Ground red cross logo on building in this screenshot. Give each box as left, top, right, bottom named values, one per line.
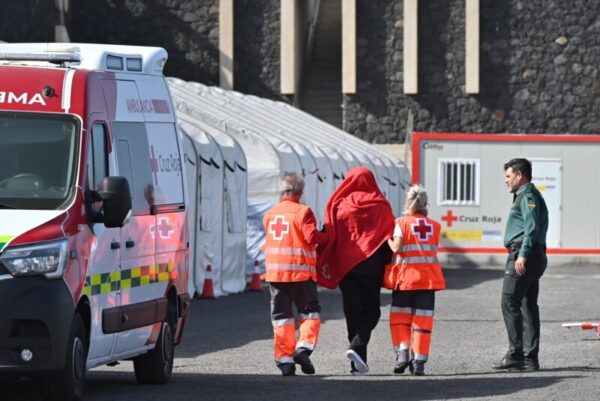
left=412, top=218, right=434, bottom=241
left=150, top=145, right=159, bottom=185
left=441, top=210, right=458, bottom=227
left=269, top=215, right=289, bottom=240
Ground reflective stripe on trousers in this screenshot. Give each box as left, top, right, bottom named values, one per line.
left=272, top=315, right=321, bottom=358
left=390, top=291, right=435, bottom=362
left=269, top=281, right=321, bottom=364
left=391, top=306, right=433, bottom=316
left=390, top=310, right=433, bottom=361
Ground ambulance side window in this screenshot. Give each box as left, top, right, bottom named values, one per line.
left=89, top=123, right=108, bottom=189
left=112, top=122, right=153, bottom=215
left=115, top=140, right=134, bottom=197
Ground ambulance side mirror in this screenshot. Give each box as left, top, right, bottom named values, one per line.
left=96, top=176, right=132, bottom=228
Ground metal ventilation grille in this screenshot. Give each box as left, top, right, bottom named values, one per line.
left=438, top=159, right=480, bottom=205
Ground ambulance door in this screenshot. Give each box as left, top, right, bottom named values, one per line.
left=146, top=122, right=186, bottom=306
left=111, top=122, right=158, bottom=355
left=85, top=121, right=121, bottom=363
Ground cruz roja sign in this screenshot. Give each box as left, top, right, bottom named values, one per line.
left=439, top=210, right=503, bottom=242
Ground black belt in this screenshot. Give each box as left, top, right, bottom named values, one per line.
left=507, top=239, right=546, bottom=253
left=507, top=238, right=523, bottom=253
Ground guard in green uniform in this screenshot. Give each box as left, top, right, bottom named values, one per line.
left=493, top=158, right=548, bottom=372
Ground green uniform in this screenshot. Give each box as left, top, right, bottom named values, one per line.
left=501, top=181, right=548, bottom=365
left=503, top=182, right=549, bottom=257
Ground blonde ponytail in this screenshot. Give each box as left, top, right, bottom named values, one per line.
left=403, top=185, right=428, bottom=216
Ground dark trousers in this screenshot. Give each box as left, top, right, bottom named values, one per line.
left=339, top=244, right=390, bottom=365
left=501, top=243, right=547, bottom=360
left=270, top=280, right=321, bottom=322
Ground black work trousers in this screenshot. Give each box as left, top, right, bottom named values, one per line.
left=339, top=243, right=390, bottom=365
left=501, top=242, right=547, bottom=361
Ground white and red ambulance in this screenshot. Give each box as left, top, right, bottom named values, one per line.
left=0, top=43, right=190, bottom=400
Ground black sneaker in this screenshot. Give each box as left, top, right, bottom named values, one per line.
left=524, top=357, right=540, bottom=371
left=278, top=363, right=296, bottom=376
left=393, top=361, right=410, bottom=374
left=492, top=356, right=524, bottom=371
left=293, top=350, right=315, bottom=374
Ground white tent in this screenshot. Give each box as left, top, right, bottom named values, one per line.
left=187, top=83, right=326, bottom=220
left=169, top=77, right=411, bottom=283
left=177, top=111, right=248, bottom=295
left=211, top=125, right=248, bottom=293
left=193, top=84, right=407, bottom=215
left=250, top=94, right=409, bottom=214
left=169, top=78, right=302, bottom=276
left=180, top=122, right=225, bottom=297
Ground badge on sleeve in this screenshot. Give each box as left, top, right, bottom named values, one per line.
left=528, top=200, right=536, bottom=209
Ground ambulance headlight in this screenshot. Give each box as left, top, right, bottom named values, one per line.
left=1, top=240, right=68, bottom=279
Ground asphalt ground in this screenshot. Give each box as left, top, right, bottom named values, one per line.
left=3, top=262, right=600, bottom=400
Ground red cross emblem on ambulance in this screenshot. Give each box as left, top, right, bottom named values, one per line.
left=269, top=215, right=289, bottom=240
left=412, top=218, right=433, bottom=242
left=151, top=217, right=174, bottom=239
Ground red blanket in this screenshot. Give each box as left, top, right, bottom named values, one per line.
left=317, top=167, right=395, bottom=289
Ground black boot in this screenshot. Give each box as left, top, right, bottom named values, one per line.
left=524, top=357, right=539, bottom=371
left=393, top=361, right=410, bottom=374
left=411, top=360, right=425, bottom=376
left=293, top=350, right=315, bottom=374
left=278, top=363, right=296, bottom=376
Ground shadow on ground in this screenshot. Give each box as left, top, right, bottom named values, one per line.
left=443, top=266, right=504, bottom=290
left=0, top=371, right=577, bottom=401
left=177, top=265, right=504, bottom=358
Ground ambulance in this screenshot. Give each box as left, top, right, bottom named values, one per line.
left=0, top=43, right=190, bottom=400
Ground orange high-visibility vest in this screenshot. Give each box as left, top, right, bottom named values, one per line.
left=388, top=214, right=446, bottom=291
left=263, top=200, right=318, bottom=282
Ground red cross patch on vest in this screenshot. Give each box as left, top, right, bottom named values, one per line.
left=269, top=215, right=290, bottom=240
left=411, top=218, right=434, bottom=242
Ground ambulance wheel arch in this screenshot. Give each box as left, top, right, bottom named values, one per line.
left=133, top=287, right=178, bottom=384
left=42, top=310, right=88, bottom=401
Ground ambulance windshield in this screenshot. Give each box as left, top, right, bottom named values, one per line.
left=0, top=112, right=79, bottom=209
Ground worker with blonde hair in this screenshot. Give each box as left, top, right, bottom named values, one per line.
left=384, top=185, right=446, bottom=376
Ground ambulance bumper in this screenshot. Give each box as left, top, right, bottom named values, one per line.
left=0, top=274, right=74, bottom=375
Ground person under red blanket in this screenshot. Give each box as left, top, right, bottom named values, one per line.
left=317, top=166, right=395, bottom=375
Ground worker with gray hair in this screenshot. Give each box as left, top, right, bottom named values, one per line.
left=385, top=185, right=446, bottom=376
left=262, top=172, right=330, bottom=376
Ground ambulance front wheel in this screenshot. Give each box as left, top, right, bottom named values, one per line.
left=133, top=318, right=174, bottom=384
left=42, top=312, right=88, bottom=401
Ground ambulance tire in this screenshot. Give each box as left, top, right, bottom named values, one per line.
left=133, top=318, right=174, bottom=385
left=42, top=313, right=87, bottom=401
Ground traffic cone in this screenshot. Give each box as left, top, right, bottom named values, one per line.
left=201, top=264, right=215, bottom=299
left=248, top=260, right=263, bottom=291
